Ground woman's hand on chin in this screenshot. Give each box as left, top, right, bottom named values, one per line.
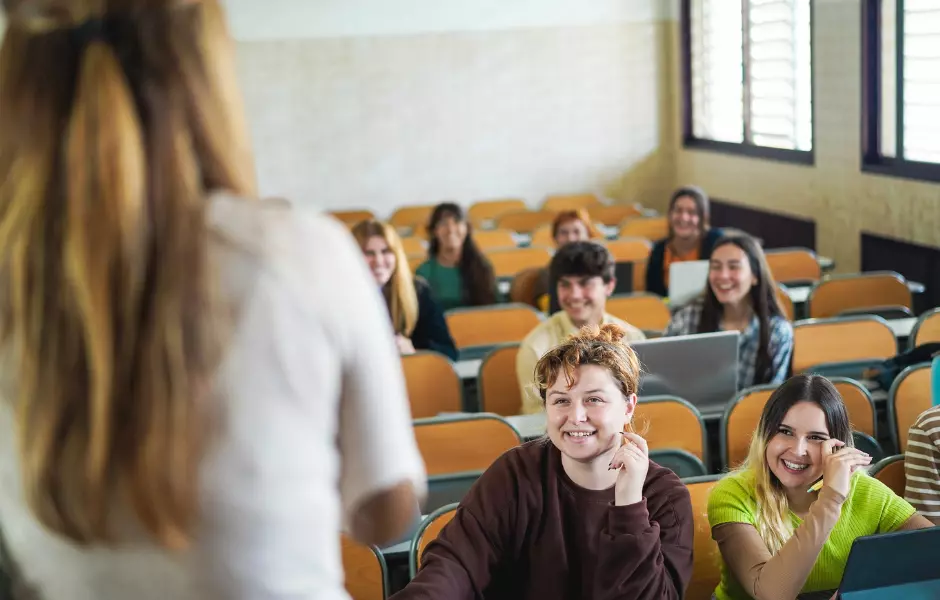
left=610, top=432, right=649, bottom=506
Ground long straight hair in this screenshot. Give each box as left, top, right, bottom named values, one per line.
left=351, top=219, right=419, bottom=337
left=0, top=0, right=254, bottom=548
left=698, top=234, right=784, bottom=384
left=738, top=375, right=853, bottom=554
left=427, top=202, right=497, bottom=306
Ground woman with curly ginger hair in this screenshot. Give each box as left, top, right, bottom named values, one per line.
left=392, top=324, right=694, bottom=600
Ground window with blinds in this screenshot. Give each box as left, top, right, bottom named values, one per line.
left=880, top=0, right=940, bottom=164
left=687, top=0, right=813, bottom=154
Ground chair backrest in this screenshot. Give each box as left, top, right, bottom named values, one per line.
left=389, top=205, right=435, bottom=232
left=632, top=259, right=648, bottom=292
left=911, top=307, right=940, bottom=348
left=529, top=225, right=556, bottom=248
left=478, top=344, right=523, bottom=416
left=467, top=198, right=527, bottom=227
left=808, top=271, right=912, bottom=319
left=852, top=431, right=885, bottom=463
left=869, top=454, right=906, bottom=497
left=791, top=316, right=897, bottom=374
left=542, top=193, right=602, bottom=212
left=410, top=503, right=459, bottom=577
left=485, top=247, right=553, bottom=279
left=496, top=210, right=558, bottom=234
left=683, top=475, right=724, bottom=600
left=722, top=385, right=777, bottom=468
left=413, top=414, right=523, bottom=476
left=587, top=203, right=643, bottom=226
left=889, top=363, right=933, bottom=453
left=341, top=535, right=387, bottom=600
left=401, top=352, right=463, bottom=418
left=832, top=377, right=877, bottom=437
left=508, top=267, right=545, bottom=307
left=776, top=284, right=795, bottom=321
left=330, top=209, right=376, bottom=226
left=445, top=303, right=542, bottom=349
left=649, top=448, right=707, bottom=478
left=604, top=238, right=652, bottom=263
left=605, top=293, right=671, bottom=332
left=637, top=395, right=708, bottom=462
left=472, top=229, right=518, bottom=252
left=764, top=248, right=821, bottom=284
left=618, top=216, right=669, bottom=241
left=399, top=236, right=426, bottom=256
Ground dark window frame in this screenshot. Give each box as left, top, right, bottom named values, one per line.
left=680, top=0, right=816, bottom=166
left=861, top=0, right=940, bottom=183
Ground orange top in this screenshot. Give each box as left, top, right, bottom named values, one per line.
left=663, top=244, right=700, bottom=288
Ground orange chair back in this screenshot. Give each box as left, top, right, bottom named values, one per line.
left=605, top=294, right=671, bottom=332
left=508, top=267, right=545, bottom=308
left=765, top=249, right=821, bottom=284
left=685, top=477, right=724, bottom=600
left=542, top=193, right=602, bottom=212
left=389, top=205, right=434, bottom=232
left=479, top=345, right=524, bottom=416
left=619, top=217, right=669, bottom=241
left=587, top=203, right=642, bottom=226
left=413, top=506, right=458, bottom=574
left=330, top=209, right=375, bottom=226
left=605, top=238, right=652, bottom=263
left=633, top=260, right=648, bottom=292
left=832, top=379, right=876, bottom=437
left=792, top=317, right=896, bottom=374
left=445, top=304, right=542, bottom=348
left=472, top=229, right=517, bottom=251
left=496, top=210, right=558, bottom=234
left=401, top=352, right=462, bottom=418
left=724, top=387, right=776, bottom=468
left=775, top=284, right=795, bottom=321
left=872, top=457, right=906, bottom=497
left=413, top=416, right=522, bottom=476
left=467, top=198, right=527, bottom=226
left=529, top=225, right=556, bottom=248
left=399, top=236, right=426, bottom=256
left=637, top=397, right=706, bottom=460
left=913, top=309, right=940, bottom=347
left=341, top=535, right=386, bottom=600
left=808, top=272, right=912, bottom=319
left=485, top=247, right=553, bottom=279
left=890, top=365, right=932, bottom=453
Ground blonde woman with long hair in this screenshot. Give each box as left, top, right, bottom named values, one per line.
left=351, top=220, right=457, bottom=360
left=0, top=2, right=424, bottom=599
left=707, top=375, right=932, bottom=600
left=391, top=324, right=694, bottom=599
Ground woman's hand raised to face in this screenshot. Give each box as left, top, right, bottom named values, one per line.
left=610, top=432, right=649, bottom=506
left=821, top=439, right=871, bottom=498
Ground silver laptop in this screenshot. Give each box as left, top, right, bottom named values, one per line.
left=667, top=260, right=709, bottom=307
left=630, top=330, right=740, bottom=418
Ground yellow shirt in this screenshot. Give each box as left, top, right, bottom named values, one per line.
left=515, top=311, right=646, bottom=415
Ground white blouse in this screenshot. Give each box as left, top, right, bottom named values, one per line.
left=0, top=195, right=426, bottom=600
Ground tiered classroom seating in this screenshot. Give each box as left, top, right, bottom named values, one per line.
left=342, top=535, right=388, bottom=600
left=764, top=247, right=821, bottom=285
left=807, top=271, right=912, bottom=319
left=467, top=198, right=527, bottom=228
left=541, top=193, right=602, bottom=212
left=401, top=352, right=463, bottom=418
left=791, top=316, right=897, bottom=374
left=445, top=303, right=542, bottom=350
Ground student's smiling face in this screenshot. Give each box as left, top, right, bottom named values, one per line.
left=765, top=401, right=831, bottom=490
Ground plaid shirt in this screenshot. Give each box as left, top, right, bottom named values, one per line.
left=664, top=299, right=793, bottom=389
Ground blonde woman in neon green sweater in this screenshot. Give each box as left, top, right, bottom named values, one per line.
left=707, top=375, right=934, bottom=600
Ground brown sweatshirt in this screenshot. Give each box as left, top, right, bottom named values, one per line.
left=390, top=439, right=694, bottom=600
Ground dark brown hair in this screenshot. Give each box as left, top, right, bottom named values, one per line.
left=427, top=202, right=497, bottom=305
left=667, top=185, right=710, bottom=241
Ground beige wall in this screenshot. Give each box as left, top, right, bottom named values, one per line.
left=669, top=0, right=940, bottom=273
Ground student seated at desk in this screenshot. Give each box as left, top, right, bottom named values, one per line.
left=532, top=209, right=601, bottom=309
left=905, top=404, right=940, bottom=525
left=517, top=242, right=645, bottom=415
left=390, top=325, right=695, bottom=600
left=416, top=203, right=497, bottom=311
left=665, top=234, right=792, bottom=388
left=708, top=375, right=933, bottom=600
left=352, top=219, right=458, bottom=360
left=646, top=186, right=723, bottom=297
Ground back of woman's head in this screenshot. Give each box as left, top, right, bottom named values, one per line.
left=699, top=233, right=783, bottom=383
left=0, top=0, right=253, bottom=548
left=426, top=202, right=496, bottom=305
left=351, top=219, right=418, bottom=336
left=741, top=375, right=852, bottom=553
left=533, top=324, right=641, bottom=403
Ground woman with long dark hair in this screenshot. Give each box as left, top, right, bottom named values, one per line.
left=708, top=375, right=932, bottom=600
left=646, top=186, right=723, bottom=297
left=0, top=2, right=424, bottom=598
left=665, top=233, right=793, bottom=387
left=416, top=202, right=497, bottom=310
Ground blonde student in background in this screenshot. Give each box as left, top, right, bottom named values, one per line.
left=707, top=375, right=932, bottom=600
left=0, top=2, right=424, bottom=599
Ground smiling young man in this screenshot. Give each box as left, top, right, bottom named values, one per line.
left=516, top=242, right=645, bottom=414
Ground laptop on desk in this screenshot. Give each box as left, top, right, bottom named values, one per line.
left=836, top=527, right=940, bottom=599
left=629, top=330, right=740, bottom=417
left=667, top=260, right=709, bottom=308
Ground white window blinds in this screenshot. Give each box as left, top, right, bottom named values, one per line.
left=901, top=0, right=940, bottom=163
